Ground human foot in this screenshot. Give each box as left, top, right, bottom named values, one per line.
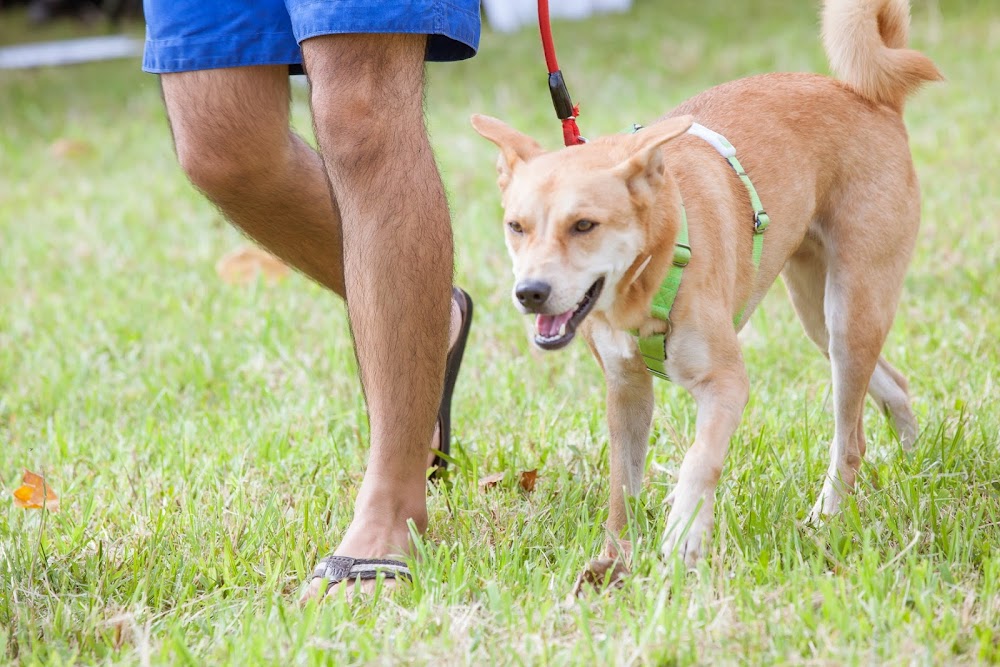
left=301, top=288, right=472, bottom=604
left=299, top=481, right=426, bottom=604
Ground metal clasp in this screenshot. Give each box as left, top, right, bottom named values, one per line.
left=754, top=211, right=770, bottom=233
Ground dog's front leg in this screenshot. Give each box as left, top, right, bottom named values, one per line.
left=582, top=319, right=654, bottom=562
left=662, top=327, right=749, bottom=566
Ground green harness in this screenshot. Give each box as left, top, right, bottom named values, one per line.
left=635, top=123, right=770, bottom=381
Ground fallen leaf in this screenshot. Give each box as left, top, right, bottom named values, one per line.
left=478, top=472, right=504, bottom=492
left=102, top=612, right=136, bottom=650
left=12, top=469, right=59, bottom=512
left=518, top=469, right=538, bottom=492
left=215, top=246, right=289, bottom=285
left=49, top=138, right=94, bottom=159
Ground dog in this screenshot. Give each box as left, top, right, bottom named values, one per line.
left=472, top=0, right=940, bottom=570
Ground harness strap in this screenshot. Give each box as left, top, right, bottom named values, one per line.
left=637, top=205, right=689, bottom=380
left=635, top=122, right=769, bottom=380
left=727, top=151, right=769, bottom=325
left=649, top=207, right=690, bottom=321
left=638, top=333, right=670, bottom=381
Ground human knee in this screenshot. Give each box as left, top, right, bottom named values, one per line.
left=310, top=89, right=416, bottom=174
left=307, top=43, right=426, bottom=169
left=176, top=136, right=284, bottom=199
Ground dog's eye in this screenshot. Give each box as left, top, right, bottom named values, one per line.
left=573, top=219, right=598, bottom=233
left=507, top=221, right=524, bottom=234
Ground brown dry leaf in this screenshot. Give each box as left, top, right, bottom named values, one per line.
left=103, top=612, right=136, bottom=650
left=49, top=138, right=95, bottom=159
left=215, top=246, right=290, bottom=285
left=478, top=472, right=504, bottom=492
left=518, top=469, right=538, bottom=492
left=12, top=469, right=59, bottom=512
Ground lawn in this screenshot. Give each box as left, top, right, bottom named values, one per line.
left=1, top=0, right=998, bottom=664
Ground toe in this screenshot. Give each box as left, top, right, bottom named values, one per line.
left=298, top=576, right=329, bottom=606
left=299, top=575, right=400, bottom=606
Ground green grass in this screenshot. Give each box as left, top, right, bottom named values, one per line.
left=2, top=0, right=999, bottom=663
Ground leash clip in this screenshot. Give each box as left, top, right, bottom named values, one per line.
left=547, top=70, right=575, bottom=120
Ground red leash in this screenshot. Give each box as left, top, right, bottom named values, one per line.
left=537, top=0, right=585, bottom=146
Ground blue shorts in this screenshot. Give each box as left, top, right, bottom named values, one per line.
left=142, top=0, right=481, bottom=73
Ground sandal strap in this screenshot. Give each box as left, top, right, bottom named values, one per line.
left=310, top=556, right=412, bottom=586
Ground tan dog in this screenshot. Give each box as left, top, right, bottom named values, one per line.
left=472, top=0, right=940, bottom=568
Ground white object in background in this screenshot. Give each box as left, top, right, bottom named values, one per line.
left=482, top=0, right=633, bottom=34
left=592, top=0, right=633, bottom=11
left=0, top=35, right=143, bottom=69
left=550, top=0, right=593, bottom=21
left=481, top=0, right=526, bottom=33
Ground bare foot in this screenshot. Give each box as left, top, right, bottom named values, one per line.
left=298, top=482, right=426, bottom=604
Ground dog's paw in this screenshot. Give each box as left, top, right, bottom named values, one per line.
left=570, top=558, right=629, bottom=597
left=661, top=519, right=710, bottom=567
left=661, top=490, right=715, bottom=567
left=806, top=474, right=849, bottom=525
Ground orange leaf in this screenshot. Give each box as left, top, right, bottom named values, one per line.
left=11, top=469, right=59, bottom=512
left=215, top=246, right=289, bottom=285
left=519, top=469, right=538, bottom=492
left=49, top=138, right=94, bottom=159
left=478, top=472, right=504, bottom=492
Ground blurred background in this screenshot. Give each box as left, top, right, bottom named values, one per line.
left=0, top=0, right=141, bottom=26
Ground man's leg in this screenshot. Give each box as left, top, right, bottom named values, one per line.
left=161, top=65, right=463, bottom=390
left=300, top=33, right=452, bottom=578
left=160, top=64, right=461, bottom=596
left=161, top=66, right=348, bottom=296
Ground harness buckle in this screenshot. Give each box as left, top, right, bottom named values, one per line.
left=672, top=242, right=691, bottom=267
left=754, top=211, right=770, bottom=233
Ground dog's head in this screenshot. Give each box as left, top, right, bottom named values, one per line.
left=471, top=114, right=693, bottom=350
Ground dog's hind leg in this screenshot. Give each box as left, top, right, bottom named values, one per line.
left=867, top=357, right=917, bottom=449
left=582, top=318, right=654, bottom=561
left=804, top=202, right=916, bottom=522
left=783, top=242, right=917, bottom=452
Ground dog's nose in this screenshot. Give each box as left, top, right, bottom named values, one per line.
left=515, top=280, right=551, bottom=310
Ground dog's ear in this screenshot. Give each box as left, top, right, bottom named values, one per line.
left=614, top=115, right=694, bottom=196
left=471, top=114, right=544, bottom=191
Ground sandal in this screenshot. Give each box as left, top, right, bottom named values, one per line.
left=310, top=555, right=411, bottom=593
left=430, top=287, right=473, bottom=477
left=307, top=290, right=471, bottom=594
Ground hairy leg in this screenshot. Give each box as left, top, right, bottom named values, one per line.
left=161, top=66, right=348, bottom=295
left=161, top=64, right=464, bottom=455
left=300, top=33, right=452, bottom=590
left=160, top=64, right=463, bottom=600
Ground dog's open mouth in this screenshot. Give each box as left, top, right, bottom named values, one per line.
left=534, top=278, right=605, bottom=350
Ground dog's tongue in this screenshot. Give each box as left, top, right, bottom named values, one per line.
left=536, top=310, right=574, bottom=338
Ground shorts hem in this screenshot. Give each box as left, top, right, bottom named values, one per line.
left=143, top=34, right=303, bottom=73
left=289, top=1, right=479, bottom=62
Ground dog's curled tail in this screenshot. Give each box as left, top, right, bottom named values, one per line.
left=822, top=0, right=942, bottom=112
